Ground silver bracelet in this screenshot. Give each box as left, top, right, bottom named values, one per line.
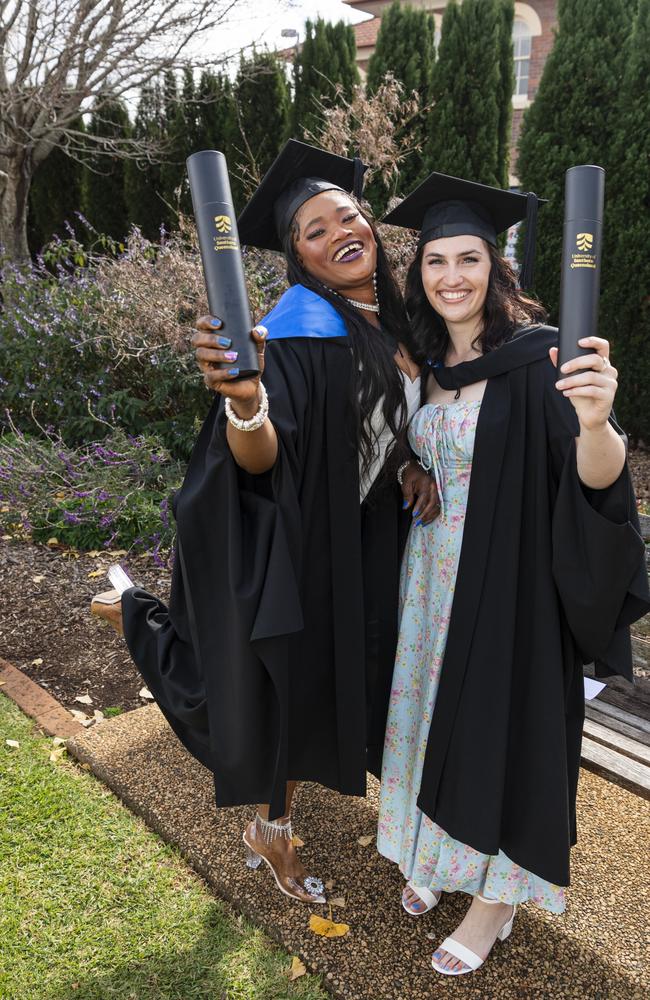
left=397, top=459, right=413, bottom=486
left=225, top=383, right=269, bottom=432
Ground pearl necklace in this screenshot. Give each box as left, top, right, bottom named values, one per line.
left=326, top=271, right=380, bottom=314
left=342, top=296, right=380, bottom=313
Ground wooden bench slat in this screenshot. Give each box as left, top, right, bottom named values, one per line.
left=585, top=703, right=650, bottom=746
left=581, top=737, right=650, bottom=800
left=583, top=717, right=650, bottom=766
left=586, top=697, right=650, bottom=735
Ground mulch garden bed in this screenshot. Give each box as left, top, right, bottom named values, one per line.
left=1, top=449, right=648, bottom=722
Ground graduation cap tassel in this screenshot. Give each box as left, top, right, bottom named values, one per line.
left=518, top=192, right=539, bottom=292
left=353, top=153, right=365, bottom=201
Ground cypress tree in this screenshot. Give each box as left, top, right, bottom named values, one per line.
left=27, top=117, right=85, bottom=252
left=125, top=82, right=166, bottom=240
left=292, top=18, right=359, bottom=139
left=496, top=0, right=515, bottom=190
left=516, top=0, right=636, bottom=319
left=366, top=1, right=436, bottom=189
left=426, top=0, right=503, bottom=187
left=161, top=67, right=199, bottom=219
left=82, top=96, right=131, bottom=241
left=231, top=51, right=290, bottom=210
left=601, top=0, right=650, bottom=442
left=196, top=70, right=236, bottom=154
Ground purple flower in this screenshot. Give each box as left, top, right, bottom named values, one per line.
left=63, top=511, right=82, bottom=525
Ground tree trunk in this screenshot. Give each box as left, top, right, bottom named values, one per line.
left=0, top=153, right=32, bottom=260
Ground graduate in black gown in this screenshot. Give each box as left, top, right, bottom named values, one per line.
left=92, top=141, right=438, bottom=903
left=375, top=172, right=650, bottom=975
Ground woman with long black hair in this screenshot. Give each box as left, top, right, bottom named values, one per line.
left=375, top=171, right=649, bottom=975
left=92, top=140, right=438, bottom=904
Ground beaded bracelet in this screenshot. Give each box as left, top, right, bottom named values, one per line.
left=225, top=383, right=269, bottom=432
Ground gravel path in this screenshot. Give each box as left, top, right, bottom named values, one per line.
left=68, top=705, right=649, bottom=1000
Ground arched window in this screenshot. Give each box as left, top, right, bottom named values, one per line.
left=513, top=18, right=532, bottom=98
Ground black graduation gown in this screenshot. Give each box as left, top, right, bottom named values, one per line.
left=413, top=326, right=649, bottom=886
left=121, top=327, right=408, bottom=819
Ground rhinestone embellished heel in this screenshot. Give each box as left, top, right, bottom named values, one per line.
left=242, top=814, right=326, bottom=904
left=244, top=842, right=263, bottom=869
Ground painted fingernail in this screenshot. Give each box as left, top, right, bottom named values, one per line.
left=412, top=510, right=420, bottom=518
left=257, top=326, right=268, bottom=339
left=402, top=499, right=409, bottom=509
left=216, top=335, right=231, bottom=348
left=227, top=367, right=239, bottom=376
left=210, top=318, right=223, bottom=328
left=416, top=519, right=423, bottom=527
left=224, top=351, right=238, bottom=361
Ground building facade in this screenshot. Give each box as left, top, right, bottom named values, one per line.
left=343, top=0, right=558, bottom=183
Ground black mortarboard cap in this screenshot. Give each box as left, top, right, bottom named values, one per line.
left=382, top=171, right=543, bottom=289
left=237, top=139, right=367, bottom=252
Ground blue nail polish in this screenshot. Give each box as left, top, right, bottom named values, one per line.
left=217, top=335, right=231, bottom=348
left=211, top=318, right=223, bottom=328
left=412, top=510, right=420, bottom=519
left=416, top=519, right=423, bottom=527
left=227, top=367, right=239, bottom=376
left=402, top=499, right=409, bottom=509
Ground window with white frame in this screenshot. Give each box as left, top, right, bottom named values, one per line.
left=513, top=18, right=532, bottom=98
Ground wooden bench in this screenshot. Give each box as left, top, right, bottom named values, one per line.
left=581, top=510, right=650, bottom=798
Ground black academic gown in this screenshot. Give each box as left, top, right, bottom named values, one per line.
left=411, top=326, right=649, bottom=886
left=120, top=289, right=409, bottom=819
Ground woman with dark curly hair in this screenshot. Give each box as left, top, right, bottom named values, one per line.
left=375, top=172, right=649, bottom=975
left=92, top=141, right=438, bottom=905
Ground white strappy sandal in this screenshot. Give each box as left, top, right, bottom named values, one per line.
left=401, top=881, right=441, bottom=916
left=431, top=895, right=516, bottom=976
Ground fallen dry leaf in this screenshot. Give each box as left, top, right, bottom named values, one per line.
left=357, top=835, right=373, bottom=848
left=93, top=709, right=105, bottom=721
left=324, top=879, right=336, bottom=890
left=87, top=550, right=102, bottom=558
left=309, top=914, right=350, bottom=938
left=87, top=569, right=104, bottom=579
left=52, top=737, right=66, bottom=747
left=288, top=956, right=307, bottom=981
left=0, top=681, right=5, bottom=686
left=2, top=534, right=13, bottom=541
left=49, top=747, right=66, bottom=763
left=139, top=687, right=154, bottom=700
left=32, top=575, right=45, bottom=584
left=31, top=657, right=43, bottom=666
left=329, top=897, right=346, bottom=908
left=5, top=739, right=20, bottom=749
left=70, top=709, right=89, bottom=722
left=74, top=694, right=93, bottom=706
left=46, top=537, right=59, bottom=546
left=292, top=834, right=305, bottom=848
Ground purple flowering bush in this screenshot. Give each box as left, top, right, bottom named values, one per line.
left=0, top=223, right=276, bottom=462
left=0, top=423, right=181, bottom=561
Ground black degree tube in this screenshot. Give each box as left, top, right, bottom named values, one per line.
left=187, top=150, right=260, bottom=379
left=558, top=164, right=605, bottom=372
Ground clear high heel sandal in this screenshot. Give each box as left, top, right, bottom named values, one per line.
left=242, top=813, right=326, bottom=904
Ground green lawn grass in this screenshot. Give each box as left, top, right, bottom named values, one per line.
left=0, top=694, right=326, bottom=1000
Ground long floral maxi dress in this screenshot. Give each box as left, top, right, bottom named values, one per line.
left=376, top=400, right=565, bottom=913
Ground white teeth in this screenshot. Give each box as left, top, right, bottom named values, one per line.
left=333, top=242, right=362, bottom=262
left=439, top=290, right=469, bottom=300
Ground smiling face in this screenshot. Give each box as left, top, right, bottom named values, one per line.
left=292, top=189, right=377, bottom=295
left=420, top=235, right=492, bottom=330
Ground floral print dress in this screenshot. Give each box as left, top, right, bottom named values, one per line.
left=376, top=400, right=565, bottom=913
